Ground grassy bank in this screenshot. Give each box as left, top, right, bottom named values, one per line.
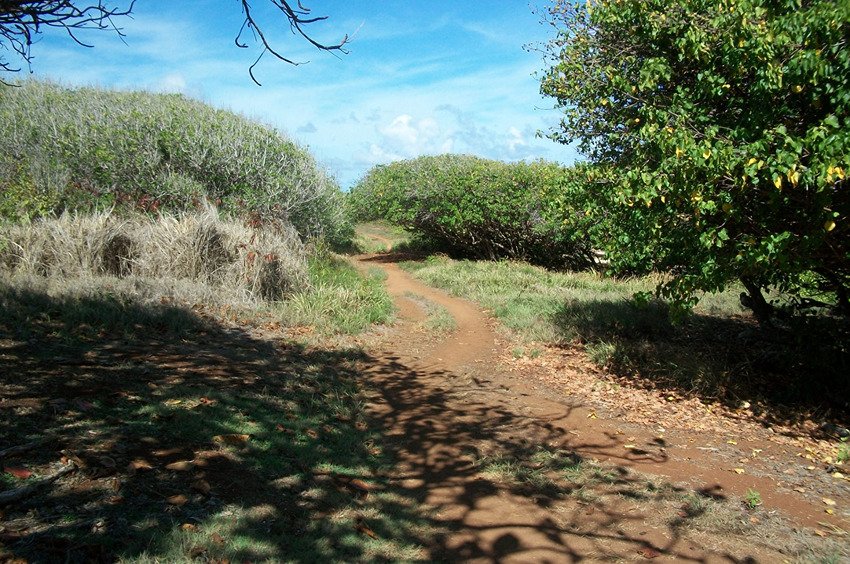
left=400, top=256, right=850, bottom=412
left=0, top=279, right=425, bottom=562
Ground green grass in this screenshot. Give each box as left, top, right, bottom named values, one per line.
left=399, top=255, right=850, bottom=410
left=403, top=292, right=457, bottom=334
left=353, top=222, right=412, bottom=253
left=279, top=254, right=394, bottom=335
left=0, top=275, right=428, bottom=562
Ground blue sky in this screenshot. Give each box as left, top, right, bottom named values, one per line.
left=27, top=1, right=579, bottom=188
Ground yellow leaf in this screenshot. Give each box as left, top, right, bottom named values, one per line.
left=675, top=147, right=684, bottom=158
left=825, top=508, right=835, bottom=515
left=727, top=440, right=738, bottom=445
left=587, top=412, right=597, bottom=419
left=792, top=84, right=803, bottom=93
left=747, top=157, right=758, bottom=166
left=788, top=168, right=800, bottom=187
left=624, top=444, right=637, bottom=449
left=703, top=149, right=712, bottom=159
left=733, top=468, right=745, bottom=474
left=774, top=175, right=783, bottom=190
left=824, top=220, right=836, bottom=232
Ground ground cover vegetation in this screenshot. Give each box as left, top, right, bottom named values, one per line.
left=400, top=256, right=850, bottom=414
left=0, top=284, right=427, bottom=562
left=348, top=155, right=596, bottom=269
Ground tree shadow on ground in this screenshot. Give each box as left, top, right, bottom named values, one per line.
left=0, top=281, right=790, bottom=562
left=551, top=298, right=850, bottom=427
left=0, top=283, right=428, bottom=562
left=358, top=349, right=774, bottom=562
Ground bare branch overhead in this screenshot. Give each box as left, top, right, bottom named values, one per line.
left=0, top=1, right=348, bottom=84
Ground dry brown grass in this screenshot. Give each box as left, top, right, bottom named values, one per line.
left=0, top=207, right=307, bottom=302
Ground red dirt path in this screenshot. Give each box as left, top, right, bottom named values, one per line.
left=354, top=252, right=849, bottom=562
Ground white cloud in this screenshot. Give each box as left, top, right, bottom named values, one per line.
left=157, top=73, right=188, bottom=94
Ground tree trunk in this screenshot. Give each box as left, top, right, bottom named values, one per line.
left=740, top=277, right=774, bottom=324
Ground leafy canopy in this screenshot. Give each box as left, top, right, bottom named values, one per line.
left=541, top=0, right=850, bottom=314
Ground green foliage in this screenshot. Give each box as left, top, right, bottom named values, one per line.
left=744, top=489, right=762, bottom=510
left=541, top=0, right=850, bottom=313
left=0, top=80, right=351, bottom=247
left=349, top=155, right=596, bottom=269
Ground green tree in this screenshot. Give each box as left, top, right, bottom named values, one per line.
left=541, top=0, right=850, bottom=318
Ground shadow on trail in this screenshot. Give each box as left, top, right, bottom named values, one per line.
left=361, top=349, right=758, bottom=562
left=0, top=279, right=768, bottom=562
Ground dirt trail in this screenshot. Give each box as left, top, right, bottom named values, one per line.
left=355, top=252, right=848, bottom=562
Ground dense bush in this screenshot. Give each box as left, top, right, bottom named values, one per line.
left=541, top=0, right=850, bottom=316
left=349, top=155, right=595, bottom=269
left=0, top=80, right=351, bottom=247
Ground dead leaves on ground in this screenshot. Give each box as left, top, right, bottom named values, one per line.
left=212, top=434, right=251, bottom=447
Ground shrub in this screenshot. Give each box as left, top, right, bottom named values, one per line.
left=0, top=80, right=352, bottom=247
left=349, top=155, right=595, bottom=269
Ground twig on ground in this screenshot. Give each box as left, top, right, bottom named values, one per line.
left=0, top=440, right=45, bottom=459
left=0, top=462, right=77, bottom=506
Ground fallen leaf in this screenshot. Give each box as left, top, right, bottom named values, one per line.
left=355, top=518, right=378, bottom=539
left=191, top=479, right=211, bottom=495
left=180, top=523, right=199, bottom=532
left=823, top=498, right=837, bottom=506
left=624, top=444, right=637, bottom=449
left=733, top=468, right=745, bottom=474
left=128, top=459, right=154, bottom=473
left=164, top=399, right=183, bottom=407
left=213, top=434, right=250, bottom=446
left=4, top=467, right=32, bottom=479
left=210, top=532, right=225, bottom=546
left=165, top=460, right=195, bottom=472
left=587, top=412, right=597, bottom=420
left=348, top=479, right=372, bottom=493
left=305, top=429, right=319, bottom=440
left=638, top=546, right=660, bottom=558
left=825, top=508, right=835, bottom=515
left=814, top=530, right=828, bottom=538
left=167, top=494, right=189, bottom=506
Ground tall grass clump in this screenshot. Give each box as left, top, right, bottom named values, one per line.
left=0, top=80, right=351, bottom=247
left=0, top=208, right=307, bottom=302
